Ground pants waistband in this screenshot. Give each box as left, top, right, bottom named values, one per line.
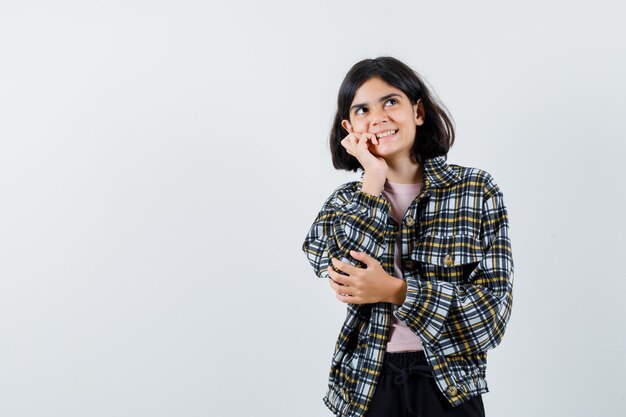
left=380, top=350, right=434, bottom=416
left=381, top=350, right=428, bottom=373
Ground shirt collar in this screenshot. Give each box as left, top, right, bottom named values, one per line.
left=359, top=155, right=460, bottom=190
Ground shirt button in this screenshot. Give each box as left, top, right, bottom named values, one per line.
left=446, top=385, right=459, bottom=396
left=404, top=259, right=415, bottom=270
left=443, top=253, right=454, bottom=266
left=404, top=216, right=415, bottom=226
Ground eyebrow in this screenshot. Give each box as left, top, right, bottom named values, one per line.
left=350, top=93, right=402, bottom=112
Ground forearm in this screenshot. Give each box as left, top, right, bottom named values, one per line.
left=361, top=170, right=386, bottom=197
left=331, top=189, right=390, bottom=260
left=302, top=185, right=390, bottom=278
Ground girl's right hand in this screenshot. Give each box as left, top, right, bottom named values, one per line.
left=340, top=126, right=389, bottom=176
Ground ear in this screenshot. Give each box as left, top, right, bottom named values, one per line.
left=341, top=119, right=353, bottom=133
left=414, top=99, right=425, bottom=126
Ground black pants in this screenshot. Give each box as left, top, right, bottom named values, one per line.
left=364, top=351, right=485, bottom=417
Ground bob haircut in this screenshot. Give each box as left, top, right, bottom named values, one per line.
left=330, top=56, right=455, bottom=172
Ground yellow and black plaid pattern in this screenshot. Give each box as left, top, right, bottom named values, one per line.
left=302, top=155, right=514, bottom=416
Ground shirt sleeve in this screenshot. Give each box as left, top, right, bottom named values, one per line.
left=302, top=187, right=391, bottom=279
left=394, top=180, right=514, bottom=356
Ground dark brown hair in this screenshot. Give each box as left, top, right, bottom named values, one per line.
left=330, top=56, right=455, bottom=172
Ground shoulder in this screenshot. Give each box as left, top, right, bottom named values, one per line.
left=447, top=162, right=504, bottom=200
left=325, top=181, right=360, bottom=207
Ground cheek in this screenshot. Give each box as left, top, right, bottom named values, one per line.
left=351, top=120, right=367, bottom=132
left=402, top=122, right=417, bottom=136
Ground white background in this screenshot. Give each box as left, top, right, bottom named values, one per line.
left=1, top=1, right=625, bottom=416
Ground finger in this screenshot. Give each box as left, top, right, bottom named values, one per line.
left=354, top=134, right=367, bottom=149
left=361, top=131, right=378, bottom=145
left=349, top=250, right=381, bottom=268
left=328, top=274, right=353, bottom=295
left=357, top=132, right=376, bottom=147
left=347, top=134, right=360, bottom=145
left=328, top=277, right=337, bottom=289
left=340, top=140, right=353, bottom=156
left=336, top=292, right=354, bottom=303
left=327, top=265, right=341, bottom=281
left=331, top=257, right=359, bottom=276
left=327, top=265, right=351, bottom=285
left=329, top=278, right=353, bottom=296
left=341, top=135, right=360, bottom=156
left=331, top=283, right=354, bottom=297
left=341, top=134, right=357, bottom=147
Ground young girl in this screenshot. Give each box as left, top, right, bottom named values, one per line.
left=302, top=56, right=514, bottom=417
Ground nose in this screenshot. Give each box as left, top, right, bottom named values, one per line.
left=369, top=104, right=389, bottom=127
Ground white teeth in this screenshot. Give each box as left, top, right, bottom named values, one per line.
left=376, top=130, right=397, bottom=139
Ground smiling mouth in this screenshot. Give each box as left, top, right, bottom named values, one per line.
left=375, top=129, right=398, bottom=141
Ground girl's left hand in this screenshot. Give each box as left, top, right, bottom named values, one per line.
left=327, top=250, right=406, bottom=305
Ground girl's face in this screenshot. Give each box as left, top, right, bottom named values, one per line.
left=341, top=77, right=425, bottom=163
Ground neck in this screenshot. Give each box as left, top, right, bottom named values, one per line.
left=385, top=157, right=423, bottom=184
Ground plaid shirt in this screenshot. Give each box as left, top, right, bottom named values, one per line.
left=302, top=155, right=514, bottom=417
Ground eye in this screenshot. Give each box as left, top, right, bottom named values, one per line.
left=385, top=98, right=398, bottom=106
left=354, top=107, right=368, bottom=116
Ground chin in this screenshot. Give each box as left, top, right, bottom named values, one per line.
left=371, top=147, right=396, bottom=158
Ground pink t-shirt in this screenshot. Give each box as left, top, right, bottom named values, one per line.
left=382, top=179, right=424, bottom=352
